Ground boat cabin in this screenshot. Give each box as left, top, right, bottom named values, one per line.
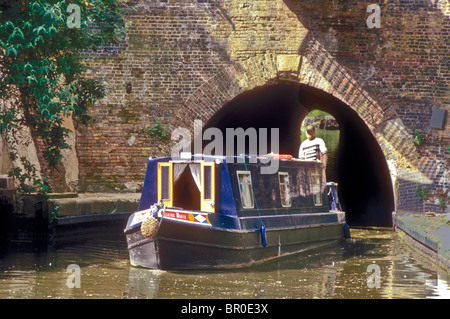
left=137, top=155, right=336, bottom=231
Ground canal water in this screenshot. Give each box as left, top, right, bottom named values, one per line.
left=0, top=226, right=449, bottom=299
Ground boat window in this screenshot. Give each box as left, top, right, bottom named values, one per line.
left=237, top=171, right=255, bottom=209
left=278, top=172, right=291, bottom=207
left=161, top=165, right=170, bottom=200
left=158, top=162, right=173, bottom=206
left=311, top=173, right=322, bottom=206
left=203, top=166, right=212, bottom=200
left=200, top=162, right=215, bottom=213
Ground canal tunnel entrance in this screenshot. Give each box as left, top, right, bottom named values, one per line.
left=202, top=81, right=394, bottom=227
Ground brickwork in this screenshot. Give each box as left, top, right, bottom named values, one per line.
left=33, top=0, right=448, bottom=214
left=75, top=1, right=234, bottom=191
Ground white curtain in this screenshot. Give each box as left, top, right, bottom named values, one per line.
left=173, top=163, right=187, bottom=183
left=238, top=173, right=254, bottom=208
left=189, top=164, right=201, bottom=191
left=173, top=163, right=201, bottom=192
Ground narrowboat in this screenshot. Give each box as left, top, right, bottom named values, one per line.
left=124, top=154, right=350, bottom=270
left=325, top=116, right=340, bottom=130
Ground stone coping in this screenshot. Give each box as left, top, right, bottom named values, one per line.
left=393, top=211, right=450, bottom=270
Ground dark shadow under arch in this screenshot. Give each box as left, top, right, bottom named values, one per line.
left=202, top=81, right=394, bottom=227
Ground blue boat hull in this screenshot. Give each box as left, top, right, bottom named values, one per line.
left=125, top=211, right=347, bottom=270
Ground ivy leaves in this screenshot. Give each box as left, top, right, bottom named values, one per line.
left=0, top=0, right=125, bottom=194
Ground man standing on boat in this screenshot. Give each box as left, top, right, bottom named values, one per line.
left=299, top=125, right=328, bottom=168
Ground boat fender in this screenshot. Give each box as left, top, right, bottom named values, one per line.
left=260, top=224, right=267, bottom=248
left=343, top=223, right=351, bottom=239
left=141, top=216, right=160, bottom=239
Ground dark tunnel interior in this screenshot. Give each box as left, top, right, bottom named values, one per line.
left=201, top=81, right=394, bottom=227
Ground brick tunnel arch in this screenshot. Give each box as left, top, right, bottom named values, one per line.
left=200, top=81, right=394, bottom=227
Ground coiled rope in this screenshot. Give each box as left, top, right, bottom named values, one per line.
left=141, top=201, right=166, bottom=239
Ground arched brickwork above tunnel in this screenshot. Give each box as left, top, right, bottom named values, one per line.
left=173, top=51, right=398, bottom=144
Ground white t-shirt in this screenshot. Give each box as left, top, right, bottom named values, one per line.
left=298, top=137, right=327, bottom=160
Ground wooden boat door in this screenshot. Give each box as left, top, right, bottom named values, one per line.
left=200, top=162, right=215, bottom=213
left=158, top=162, right=173, bottom=207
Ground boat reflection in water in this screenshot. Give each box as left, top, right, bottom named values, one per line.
left=124, top=154, right=350, bottom=270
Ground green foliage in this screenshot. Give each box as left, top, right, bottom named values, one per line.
left=307, top=110, right=330, bottom=118
left=142, top=121, right=170, bottom=140
left=0, top=0, right=125, bottom=195
left=438, top=197, right=447, bottom=211
left=410, top=130, right=426, bottom=147
left=8, top=156, right=51, bottom=195
left=50, top=203, right=62, bottom=223
left=415, top=184, right=429, bottom=201
left=433, top=188, right=449, bottom=212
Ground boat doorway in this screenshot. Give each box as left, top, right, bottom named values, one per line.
left=202, top=81, right=394, bottom=227
left=157, top=162, right=216, bottom=213
left=173, top=164, right=201, bottom=211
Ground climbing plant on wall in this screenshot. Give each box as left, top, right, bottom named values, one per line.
left=0, top=0, right=125, bottom=196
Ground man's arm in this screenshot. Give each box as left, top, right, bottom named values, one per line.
left=319, top=139, right=328, bottom=168
left=321, top=152, right=328, bottom=169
